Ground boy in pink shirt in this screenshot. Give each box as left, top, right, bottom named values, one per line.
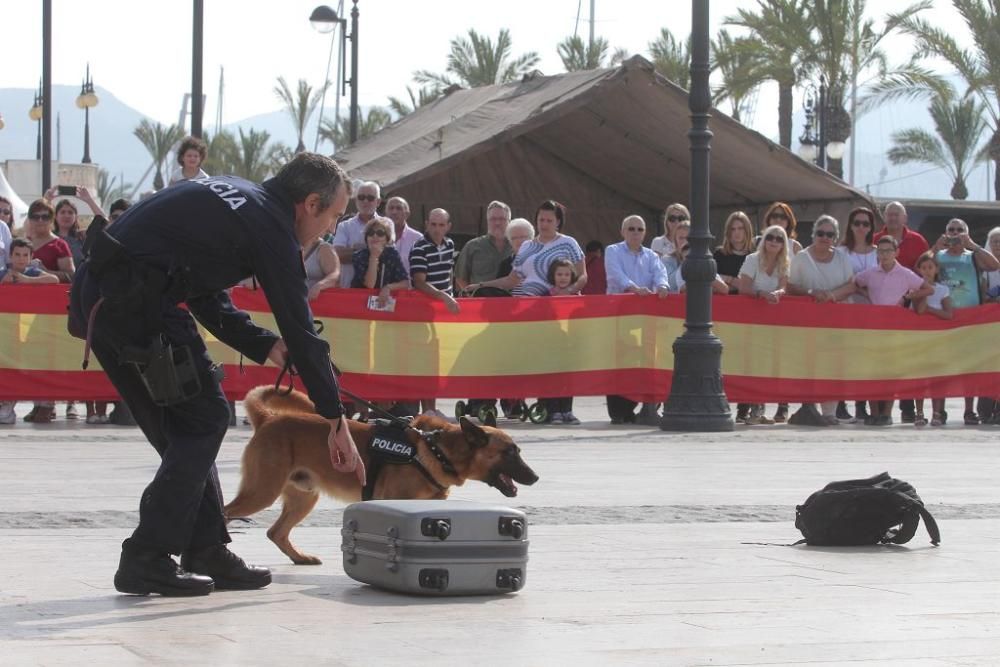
left=855, top=236, right=932, bottom=306
left=854, top=236, right=933, bottom=425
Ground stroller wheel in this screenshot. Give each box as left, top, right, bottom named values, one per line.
left=454, top=401, right=467, bottom=421
left=527, top=402, right=548, bottom=424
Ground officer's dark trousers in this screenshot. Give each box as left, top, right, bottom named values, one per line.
left=72, top=264, right=231, bottom=555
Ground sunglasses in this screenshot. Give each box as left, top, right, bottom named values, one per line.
left=29, top=212, right=52, bottom=221
left=366, top=229, right=388, bottom=237
left=945, top=227, right=964, bottom=234
left=814, top=230, right=837, bottom=239
left=666, top=215, right=688, bottom=223
left=851, top=219, right=872, bottom=228
left=626, top=226, right=645, bottom=232
left=763, top=233, right=783, bottom=243
left=356, top=194, right=377, bottom=202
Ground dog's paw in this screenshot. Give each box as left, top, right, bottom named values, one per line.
left=291, top=553, right=323, bottom=565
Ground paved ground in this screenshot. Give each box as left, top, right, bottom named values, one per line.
left=1, top=397, right=998, bottom=666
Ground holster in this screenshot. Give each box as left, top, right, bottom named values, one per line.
left=121, top=336, right=223, bottom=407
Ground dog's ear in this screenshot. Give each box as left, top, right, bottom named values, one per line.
left=459, top=416, right=489, bottom=448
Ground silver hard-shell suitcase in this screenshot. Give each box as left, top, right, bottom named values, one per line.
left=341, top=500, right=529, bottom=595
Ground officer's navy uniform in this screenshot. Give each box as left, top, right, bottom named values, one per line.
left=70, top=175, right=344, bottom=559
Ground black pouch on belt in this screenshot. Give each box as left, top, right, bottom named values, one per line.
left=122, top=336, right=206, bottom=407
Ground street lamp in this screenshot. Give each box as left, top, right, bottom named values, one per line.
left=310, top=4, right=346, bottom=151
left=309, top=2, right=359, bottom=148
left=660, top=0, right=734, bottom=432
left=75, top=63, right=99, bottom=164
left=798, top=76, right=850, bottom=174
left=29, top=83, right=43, bottom=160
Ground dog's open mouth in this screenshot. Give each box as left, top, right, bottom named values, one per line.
left=492, top=473, right=518, bottom=497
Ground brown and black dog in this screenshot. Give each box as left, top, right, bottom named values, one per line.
left=223, top=386, right=539, bottom=565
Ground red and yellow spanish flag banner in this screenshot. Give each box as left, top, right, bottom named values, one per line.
left=2, top=284, right=999, bottom=403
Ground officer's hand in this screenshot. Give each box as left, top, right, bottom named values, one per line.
left=268, top=338, right=292, bottom=369
left=328, top=418, right=366, bottom=486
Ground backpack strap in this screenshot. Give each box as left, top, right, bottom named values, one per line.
left=887, top=492, right=941, bottom=546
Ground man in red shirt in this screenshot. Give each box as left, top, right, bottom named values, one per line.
left=873, top=201, right=928, bottom=270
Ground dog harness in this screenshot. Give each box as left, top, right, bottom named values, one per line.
left=274, top=360, right=459, bottom=501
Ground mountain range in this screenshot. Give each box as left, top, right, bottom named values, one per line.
left=0, top=82, right=994, bottom=202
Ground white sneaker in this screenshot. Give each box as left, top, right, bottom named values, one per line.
left=562, top=412, right=581, bottom=425
left=549, top=412, right=564, bottom=424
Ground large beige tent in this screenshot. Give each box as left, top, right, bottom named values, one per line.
left=334, top=56, right=874, bottom=245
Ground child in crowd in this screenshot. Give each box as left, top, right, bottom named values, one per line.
left=543, top=258, right=581, bottom=425
left=0, top=240, right=59, bottom=424
left=912, top=251, right=953, bottom=427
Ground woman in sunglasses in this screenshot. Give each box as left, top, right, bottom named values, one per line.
left=736, top=224, right=791, bottom=424
left=788, top=215, right=857, bottom=426
left=651, top=203, right=690, bottom=258
left=351, top=217, right=408, bottom=307
left=759, top=202, right=803, bottom=255
left=833, top=206, right=880, bottom=423
left=24, top=199, right=75, bottom=282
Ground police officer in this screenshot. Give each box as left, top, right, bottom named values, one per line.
left=70, top=153, right=366, bottom=596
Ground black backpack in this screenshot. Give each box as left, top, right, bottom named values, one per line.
left=794, top=472, right=941, bottom=546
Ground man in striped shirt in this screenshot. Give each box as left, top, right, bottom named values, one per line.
left=409, top=207, right=459, bottom=419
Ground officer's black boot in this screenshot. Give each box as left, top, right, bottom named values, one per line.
left=181, top=544, right=271, bottom=591
left=114, top=538, right=214, bottom=597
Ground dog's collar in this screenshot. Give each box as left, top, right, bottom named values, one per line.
left=418, top=429, right=459, bottom=479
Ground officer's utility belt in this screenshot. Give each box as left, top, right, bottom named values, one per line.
left=79, top=220, right=206, bottom=406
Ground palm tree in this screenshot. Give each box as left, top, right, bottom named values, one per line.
left=864, top=0, right=1000, bottom=199
left=201, top=130, right=240, bottom=176
left=808, top=0, right=933, bottom=177
left=557, top=35, right=610, bottom=71
left=648, top=28, right=691, bottom=89
left=95, top=168, right=132, bottom=205
left=320, top=107, right=392, bottom=152
left=228, top=128, right=287, bottom=182
left=414, top=28, right=540, bottom=88
left=387, top=85, right=442, bottom=118
left=888, top=90, right=988, bottom=200
left=711, top=30, right=762, bottom=123
left=133, top=119, right=184, bottom=190
left=274, top=76, right=325, bottom=153
left=725, top=0, right=815, bottom=148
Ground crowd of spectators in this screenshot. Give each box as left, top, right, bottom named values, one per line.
left=4, top=146, right=1000, bottom=429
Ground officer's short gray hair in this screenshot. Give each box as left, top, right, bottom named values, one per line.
left=274, top=152, right=350, bottom=212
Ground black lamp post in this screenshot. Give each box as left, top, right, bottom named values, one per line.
left=310, top=4, right=347, bottom=151
left=42, top=0, right=52, bottom=192
left=191, top=0, right=204, bottom=138
left=310, top=2, right=358, bottom=149
left=798, top=76, right=848, bottom=175
left=76, top=64, right=99, bottom=164
left=661, top=0, right=734, bottom=432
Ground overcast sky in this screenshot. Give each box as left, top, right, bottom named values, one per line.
left=3, top=0, right=972, bottom=141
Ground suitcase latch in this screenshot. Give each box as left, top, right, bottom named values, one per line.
left=498, top=516, right=525, bottom=539
left=496, top=568, right=523, bottom=591
left=419, top=568, right=449, bottom=592
left=421, top=517, right=452, bottom=541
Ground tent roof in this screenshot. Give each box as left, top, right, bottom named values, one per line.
left=334, top=56, right=872, bottom=242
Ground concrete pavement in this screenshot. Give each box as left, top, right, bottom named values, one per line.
left=1, top=397, right=998, bottom=665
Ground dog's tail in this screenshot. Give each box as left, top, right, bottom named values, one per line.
left=242, top=385, right=316, bottom=429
